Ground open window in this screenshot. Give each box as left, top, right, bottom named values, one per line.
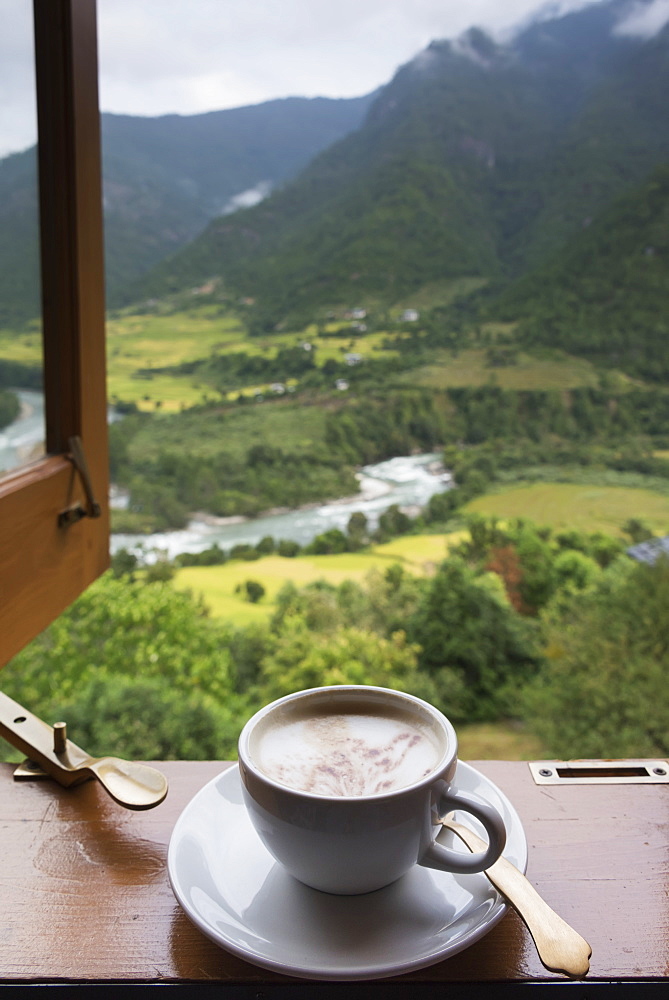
left=0, top=0, right=108, bottom=666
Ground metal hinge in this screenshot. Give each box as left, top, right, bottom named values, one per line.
left=58, top=434, right=102, bottom=527
left=529, top=759, right=669, bottom=785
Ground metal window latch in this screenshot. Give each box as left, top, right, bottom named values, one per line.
left=0, top=692, right=168, bottom=810
left=58, top=434, right=102, bottom=527
left=530, top=759, right=669, bottom=784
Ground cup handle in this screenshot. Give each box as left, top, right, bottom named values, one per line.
left=419, top=787, right=507, bottom=875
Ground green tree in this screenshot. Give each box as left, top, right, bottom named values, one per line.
left=308, top=528, right=349, bottom=555
left=0, top=574, right=242, bottom=759
left=277, top=538, right=301, bottom=557
left=0, top=388, right=20, bottom=430
left=239, top=579, right=266, bottom=603
left=513, top=523, right=557, bottom=613
left=127, top=479, right=188, bottom=530
left=407, top=557, right=540, bottom=721
left=347, top=511, right=369, bottom=550
left=110, top=548, right=138, bottom=579
left=552, top=550, right=600, bottom=593
left=377, top=504, right=412, bottom=539
left=54, top=674, right=240, bottom=760
left=523, top=558, right=669, bottom=757
left=255, top=620, right=434, bottom=705
left=621, top=518, right=655, bottom=545
left=344, top=565, right=425, bottom=637
left=144, top=558, right=175, bottom=583
left=256, top=535, right=276, bottom=555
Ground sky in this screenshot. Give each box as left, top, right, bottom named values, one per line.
left=1, top=0, right=668, bottom=158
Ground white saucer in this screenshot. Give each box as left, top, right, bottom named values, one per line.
left=167, top=761, right=527, bottom=981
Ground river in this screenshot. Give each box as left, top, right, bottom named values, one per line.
left=0, top=389, right=45, bottom=472
left=111, top=453, right=451, bottom=561
left=0, top=389, right=121, bottom=472
left=1, top=391, right=451, bottom=560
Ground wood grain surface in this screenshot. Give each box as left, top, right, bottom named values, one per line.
left=0, top=760, right=667, bottom=987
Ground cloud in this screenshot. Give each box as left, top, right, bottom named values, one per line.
left=0, top=2, right=38, bottom=156
left=0, top=0, right=605, bottom=158
left=614, top=0, right=669, bottom=37
left=221, top=181, right=273, bottom=216
left=499, top=0, right=598, bottom=40
left=95, top=0, right=604, bottom=116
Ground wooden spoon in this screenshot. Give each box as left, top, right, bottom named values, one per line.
left=441, top=816, right=591, bottom=978
left=0, top=691, right=167, bottom=810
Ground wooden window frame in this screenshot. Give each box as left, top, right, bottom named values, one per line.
left=0, top=0, right=109, bottom=666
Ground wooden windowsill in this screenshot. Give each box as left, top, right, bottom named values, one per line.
left=0, top=759, right=667, bottom=993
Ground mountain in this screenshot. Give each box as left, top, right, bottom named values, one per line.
left=496, top=162, right=669, bottom=381
left=0, top=94, right=374, bottom=323
left=131, top=0, right=669, bottom=325
left=100, top=96, right=374, bottom=303
left=0, top=149, right=40, bottom=327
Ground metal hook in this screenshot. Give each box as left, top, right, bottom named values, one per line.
left=58, top=435, right=102, bottom=527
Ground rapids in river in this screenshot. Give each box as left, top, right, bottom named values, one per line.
left=111, top=453, right=451, bottom=561
left=0, top=391, right=451, bottom=562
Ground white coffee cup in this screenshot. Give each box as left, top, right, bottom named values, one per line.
left=238, top=685, right=507, bottom=895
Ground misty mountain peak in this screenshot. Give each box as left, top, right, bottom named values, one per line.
left=451, top=27, right=503, bottom=69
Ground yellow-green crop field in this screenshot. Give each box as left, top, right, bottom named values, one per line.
left=104, top=309, right=403, bottom=410
left=404, top=347, right=628, bottom=391
left=3, top=303, right=634, bottom=410
left=170, top=526, right=550, bottom=761
left=0, top=326, right=42, bottom=365
left=371, top=532, right=467, bottom=568
left=456, top=722, right=545, bottom=761
left=465, top=482, right=669, bottom=536
left=173, top=534, right=459, bottom=622
left=106, top=310, right=243, bottom=410
left=172, top=482, right=669, bottom=623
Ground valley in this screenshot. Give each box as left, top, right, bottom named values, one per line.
left=2, top=0, right=669, bottom=765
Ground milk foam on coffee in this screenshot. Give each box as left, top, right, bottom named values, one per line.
left=251, top=702, right=445, bottom=796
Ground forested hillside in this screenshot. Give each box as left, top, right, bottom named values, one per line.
left=0, top=150, right=40, bottom=327
left=101, top=95, right=374, bottom=304
left=0, top=94, right=373, bottom=322
left=496, top=164, right=669, bottom=380
left=131, top=3, right=669, bottom=330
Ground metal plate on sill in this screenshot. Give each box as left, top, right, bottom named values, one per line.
left=13, top=759, right=51, bottom=780
left=529, top=759, right=669, bottom=784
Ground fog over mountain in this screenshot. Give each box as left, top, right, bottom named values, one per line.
left=1, top=0, right=667, bottom=328
left=129, top=0, right=669, bottom=329
left=0, top=93, right=374, bottom=323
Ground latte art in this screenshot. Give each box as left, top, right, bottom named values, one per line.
left=251, top=708, right=444, bottom=796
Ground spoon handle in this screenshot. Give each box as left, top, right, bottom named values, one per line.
left=442, top=818, right=591, bottom=978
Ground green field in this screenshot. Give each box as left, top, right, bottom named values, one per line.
left=172, top=479, right=669, bottom=624
left=370, top=532, right=466, bottom=567
left=125, top=395, right=333, bottom=462
left=404, top=347, right=632, bottom=391
left=457, top=721, right=545, bottom=761
left=465, top=482, right=669, bottom=536
left=0, top=306, right=406, bottom=413
left=105, top=307, right=402, bottom=410
left=173, top=534, right=456, bottom=622
left=0, top=325, right=42, bottom=365
left=107, top=309, right=249, bottom=410
left=1, top=300, right=640, bottom=409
